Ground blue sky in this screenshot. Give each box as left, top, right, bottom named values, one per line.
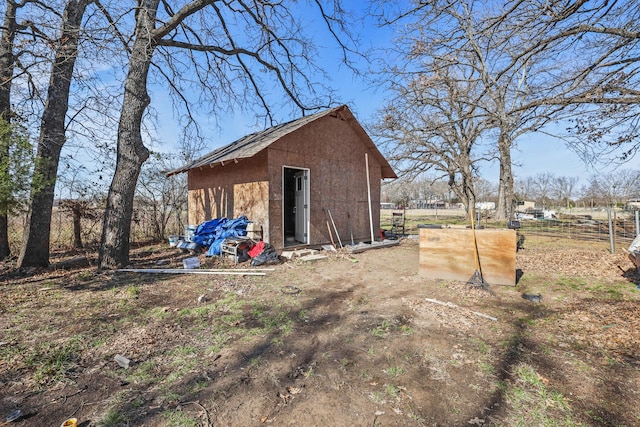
left=153, top=66, right=633, bottom=185
left=149, top=1, right=638, bottom=185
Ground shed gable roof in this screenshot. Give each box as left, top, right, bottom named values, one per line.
left=166, top=105, right=396, bottom=178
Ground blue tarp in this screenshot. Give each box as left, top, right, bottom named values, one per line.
left=191, top=218, right=227, bottom=248
left=190, top=216, right=250, bottom=256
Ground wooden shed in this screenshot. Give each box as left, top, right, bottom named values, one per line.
left=167, top=105, right=397, bottom=250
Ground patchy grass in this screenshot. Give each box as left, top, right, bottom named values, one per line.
left=501, top=363, right=578, bottom=427
left=23, top=337, right=82, bottom=385
left=383, top=366, right=405, bottom=377
left=162, top=409, right=200, bottom=427
left=0, top=238, right=638, bottom=426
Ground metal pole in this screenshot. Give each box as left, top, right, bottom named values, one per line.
left=613, top=209, right=617, bottom=251
left=608, top=209, right=615, bottom=254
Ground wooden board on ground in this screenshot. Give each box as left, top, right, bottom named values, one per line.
left=349, top=240, right=400, bottom=254
left=419, top=228, right=517, bottom=286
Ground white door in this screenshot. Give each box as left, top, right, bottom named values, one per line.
left=294, top=170, right=308, bottom=243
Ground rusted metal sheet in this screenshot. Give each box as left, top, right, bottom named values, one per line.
left=419, top=228, right=517, bottom=286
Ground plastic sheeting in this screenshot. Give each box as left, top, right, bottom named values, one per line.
left=629, top=234, right=640, bottom=253
left=190, top=216, right=251, bottom=256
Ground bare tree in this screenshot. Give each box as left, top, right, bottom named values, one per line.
left=373, top=58, right=491, bottom=216
left=487, top=1, right=640, bottom=164
left=575, top=172, right=640, bottom=209
left=474, top=178, right=497, bottom=203
left=0, top=0, right=27, bottom=259
left=381, top=179, right=415, bottom=208
left=98, top=0, right=356, bottom=268
left=373, top=0, right=640, bottom=221
left=442, top=2, right=570, bottom=220
left=135, top=152, right=188, bottom=241
left=531, top=172, right=555, bottom=210
left=372, top=1, right=562, bottom=220
left=55, top=160, right=104, bottom=249
left=17, top=0, right=93, bottom=268
left=551, top=176, right=579, bottom=209
left=57, top=199, right=100, bottom=249
left=514, top=176, right=536, bottom=203
left=609, top=169, right=640, bottom=205
left=577, top=180, right=603, bottom=209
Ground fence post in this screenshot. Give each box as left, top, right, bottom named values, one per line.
left=636, top=210, right=639, bottom=236
left=608, top=209, right=615, bottom=254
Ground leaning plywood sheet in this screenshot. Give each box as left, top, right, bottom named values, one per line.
left=419, top=228, right=517, bottom=286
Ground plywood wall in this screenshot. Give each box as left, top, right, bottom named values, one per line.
left=266, top=113, right=382, bottom=248
left=419, top=228, right=517, bottom=286
left=234, top=181, right=269, bottom=241
left=187, top=152, right=269, bottom=230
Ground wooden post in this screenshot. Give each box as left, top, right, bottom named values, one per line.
left=365, top=153, right=374, bottom=243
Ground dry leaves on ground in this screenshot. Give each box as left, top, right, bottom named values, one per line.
left=556, top=299, right=640, bottom=361
left=517, top=245, right=635, bottom=283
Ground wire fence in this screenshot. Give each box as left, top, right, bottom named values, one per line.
left=382, top=208, right=640, bottom=250
left=7, top=207, right=639, bottom=255
left=8, top=207, right=188, bottom=254
left=511, top=215, right=638, bottom=247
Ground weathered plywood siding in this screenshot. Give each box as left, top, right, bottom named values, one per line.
left=233, top=181, right=269, bottom=236
left=267, top=113, right=382, bottom=249
left=419, top=228, right=517, bottom=286
left=187, top=151, right=270, bottom=240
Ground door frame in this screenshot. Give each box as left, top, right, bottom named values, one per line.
left=282, top=166, right=310, bottom=246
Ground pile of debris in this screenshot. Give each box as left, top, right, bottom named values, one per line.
left=628, top=235, right=640, bottom=273
left=171, top=216, right=278, bottom=267
left=176, top=216, right=249, bottom=255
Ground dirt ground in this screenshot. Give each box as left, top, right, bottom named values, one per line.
left=1, top=235, right=639, bottom=426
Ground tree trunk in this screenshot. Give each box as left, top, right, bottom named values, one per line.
left=17, top=0, right=89, bottom=268
left=495, top=132, right=515, bottom=221
left=98, top=0, right=157, bottom=269
left=0, top=0, right=18, bottom=260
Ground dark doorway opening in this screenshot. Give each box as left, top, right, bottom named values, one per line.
left=283, top=167, right=308, bottom=246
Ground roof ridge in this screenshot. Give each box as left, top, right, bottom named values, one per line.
left=166, top=106, right=344, bottom=176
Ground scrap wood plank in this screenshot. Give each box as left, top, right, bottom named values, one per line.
left=118, top=269, right=267, bottom=276
left=424, top=297, right=498, bottom=321
left=298, top=254, right=329, bottom=262
left=349, top=240, right=400, bottom=254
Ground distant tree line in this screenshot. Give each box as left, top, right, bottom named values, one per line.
left=383, top=169, right=640, bottom=211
